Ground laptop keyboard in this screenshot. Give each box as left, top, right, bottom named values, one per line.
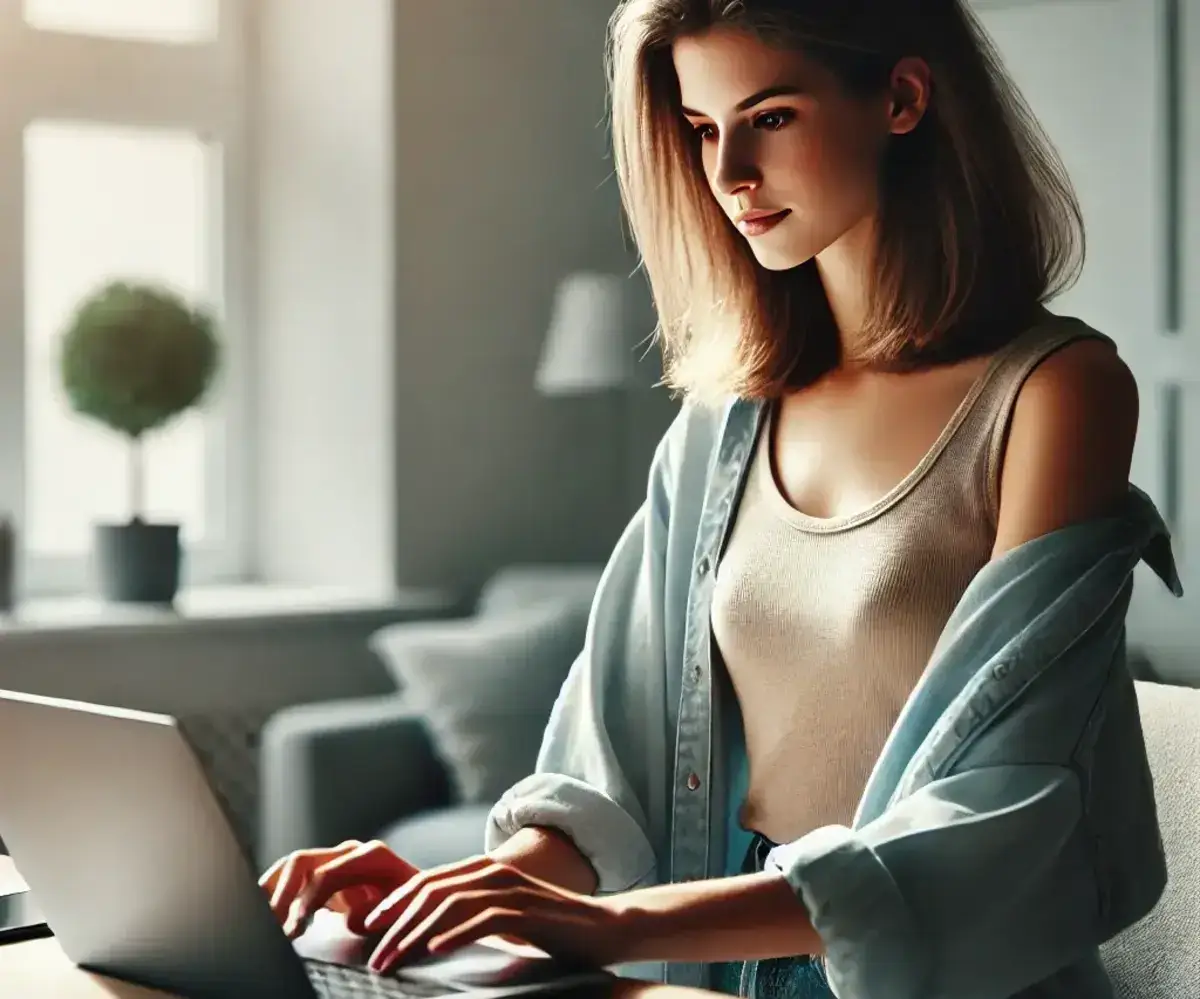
left=305, top=958, right=456, bottom=998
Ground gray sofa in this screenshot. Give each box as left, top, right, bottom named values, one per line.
left=260, top=577, right=1200, bottom=996
left=1099, top=680, right=1200, bottom=998
left=258, top=565, right=603, bottom=872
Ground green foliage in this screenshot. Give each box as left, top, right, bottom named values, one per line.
left=59, top=281, right=220, bottom=438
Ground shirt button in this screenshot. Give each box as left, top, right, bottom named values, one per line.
left=686, top=772, right=701, bottom=791
left=690, top=663, right=703, bottom=683
left=697, top=555, right=711, bottom=577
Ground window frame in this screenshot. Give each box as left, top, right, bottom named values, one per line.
left=0, top=0, right=253, bottom=596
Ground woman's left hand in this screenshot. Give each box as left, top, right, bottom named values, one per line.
left=361, top=854, right=636, bottom=976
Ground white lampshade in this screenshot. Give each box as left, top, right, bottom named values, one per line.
left=535, top=271, right=654, bottom=395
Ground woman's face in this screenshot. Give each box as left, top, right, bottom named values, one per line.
left=672, top=27, right=902, bottom=272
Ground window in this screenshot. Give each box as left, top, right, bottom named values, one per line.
left=25, top=122, right=218, bottom=555
left=0, top=0, right=249, bottom=594
left=23, top=0, right=216, bottom=44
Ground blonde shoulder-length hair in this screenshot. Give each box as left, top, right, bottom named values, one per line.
left=606, top=0, right=1085, bottom=405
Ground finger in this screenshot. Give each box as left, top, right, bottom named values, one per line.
left=371, top=886, right=544, bottom=974
left=370, top=889, right=496, bottom=974
left=259, top=839, right=360, bottom=892
left=269, top=854, right=313, bottom=921
left=341, top=885, right=386, bottom=936
left=427, top=907, right=524, bottom=956
left=258, top=857, right=286, bottom=893
left=261, top=840, right=361, bottom=914
left=363, top=860, right=488, bottom=933
left=362, top=856, right=508, bottom=933
left=268, top=842, right=361, bottom=922
left=290, top=841, right=412, bottom=935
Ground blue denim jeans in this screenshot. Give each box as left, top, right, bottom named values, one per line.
left=711, top=833, right=834, bottom=999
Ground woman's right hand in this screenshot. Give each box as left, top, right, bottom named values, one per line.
left=258, top=839, right=418, bottom=939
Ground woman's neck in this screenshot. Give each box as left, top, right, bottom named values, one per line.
left=814, top=215, right=876, bottom=360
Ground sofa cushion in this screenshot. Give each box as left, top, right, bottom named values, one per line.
left=377, top=804, right=493, bottom=870
left=1100, top=681, right=1200, bottom=999
left=477, top=565, right=603, bottom=616
left=369, top=598, right=590, bottom=805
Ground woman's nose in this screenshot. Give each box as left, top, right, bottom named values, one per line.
left=712, top=138, right=762, bottom=202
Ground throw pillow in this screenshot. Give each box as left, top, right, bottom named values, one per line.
left=368, top=598, right=589, bottom=805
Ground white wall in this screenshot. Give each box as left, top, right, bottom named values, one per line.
left=250, top=0, right=676, bottom=597
left=252, top=0, right=396, bottom=591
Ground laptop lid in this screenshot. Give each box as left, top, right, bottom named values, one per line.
left=0, top=688, right=316, bottom=999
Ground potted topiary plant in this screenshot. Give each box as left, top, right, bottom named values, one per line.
left=58, top=280, right=220, bottom=605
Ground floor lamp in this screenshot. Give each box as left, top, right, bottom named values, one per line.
left=535, top=271, right=655, bottom=512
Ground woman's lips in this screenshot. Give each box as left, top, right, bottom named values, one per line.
left=736, top=209, right=791, bottom=236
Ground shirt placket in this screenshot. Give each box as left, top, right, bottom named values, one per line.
left=667, top=401, right=763, bottom=988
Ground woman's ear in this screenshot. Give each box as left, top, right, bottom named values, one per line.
left=888, top=57, right=932, bottom=135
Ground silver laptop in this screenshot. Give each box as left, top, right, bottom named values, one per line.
left=0, top=688, right=611, bottom=999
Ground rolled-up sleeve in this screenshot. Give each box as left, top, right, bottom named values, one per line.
left=766, top=764, right=1101, bottom=999
left=487, top=772, right=657, bottom=895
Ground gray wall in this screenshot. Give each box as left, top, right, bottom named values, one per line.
left=391, top=1, right=678, bottom=593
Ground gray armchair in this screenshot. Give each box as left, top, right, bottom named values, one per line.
left=257, top=565, right=602, bottom=872
left=1100, top=680, right=1200, bottom=998
left=257, top=694, right=455, bottom=870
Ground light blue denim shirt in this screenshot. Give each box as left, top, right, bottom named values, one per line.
left=484, top=396, right=1182, bottom=999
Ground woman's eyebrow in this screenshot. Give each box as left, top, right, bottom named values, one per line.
left=680, top=84, right=804, bottom=117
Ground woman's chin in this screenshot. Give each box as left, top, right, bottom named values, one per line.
left=751, top=245, right=815, bottom=272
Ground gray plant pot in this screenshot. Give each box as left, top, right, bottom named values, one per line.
left=93, top=521, right=181, bottom=605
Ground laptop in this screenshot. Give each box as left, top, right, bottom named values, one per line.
left=0, top=688, right=613, bottom=999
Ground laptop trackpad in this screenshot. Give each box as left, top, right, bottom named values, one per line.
left=291, top=908, right=373, bottom=966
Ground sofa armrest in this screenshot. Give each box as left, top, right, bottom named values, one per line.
left=257, top=694, right=451, bottom=870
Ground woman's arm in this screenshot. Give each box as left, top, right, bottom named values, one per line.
left=488, top=825, right=599, bottom=895
left=359, top=850, right=819, bottom=974
left=609, top=870, right=821, bottom=965
left=989, top=337, right=1137, bottom=559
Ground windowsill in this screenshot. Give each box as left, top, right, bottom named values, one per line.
left=0, top=583, right=464, bottom=640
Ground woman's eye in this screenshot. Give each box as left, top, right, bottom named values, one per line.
left=690, top=109, right=791, bottom=142
left=755, top=110, right=794, bottom=131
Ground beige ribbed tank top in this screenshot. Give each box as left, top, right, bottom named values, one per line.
left=711, top=316, right=1108, bottom=844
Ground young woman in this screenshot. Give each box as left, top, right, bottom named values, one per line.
left=262, top=3, right=1176, bottom=997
